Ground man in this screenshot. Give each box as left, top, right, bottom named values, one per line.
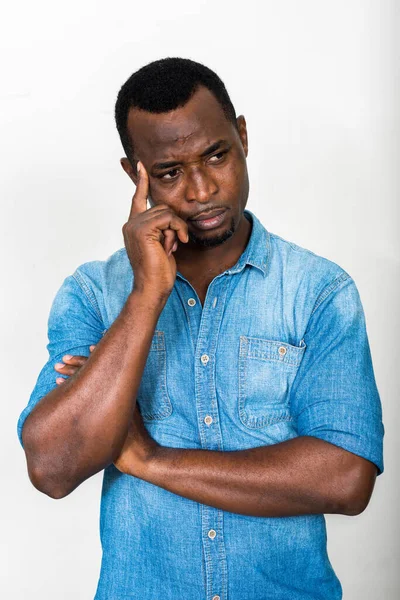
left=17, top=57, right=384, bottom=599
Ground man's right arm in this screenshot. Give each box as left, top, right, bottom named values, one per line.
left=22, top=289, right=164, bottom=499
left=21, top=161, right=189, bottom=499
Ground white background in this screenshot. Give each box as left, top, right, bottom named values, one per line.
left=1, top=1, right=398, bottom=598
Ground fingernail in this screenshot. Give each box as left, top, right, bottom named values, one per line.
left=89, top=345, right=95, bottom=351
left=55, top=362, right=65, bottom=369
left=63, top=355, right=72, bottom=361
left=137, top=161, right=141, bottom=174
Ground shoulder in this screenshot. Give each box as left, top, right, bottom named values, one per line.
left=267, top=230, right=353, bottom=311
left=72, top=247, right=131, bottom=290
left=60, top=248, right=132, bottom=324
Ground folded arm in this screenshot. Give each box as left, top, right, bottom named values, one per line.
left=123, top=415, right=377, bottom=517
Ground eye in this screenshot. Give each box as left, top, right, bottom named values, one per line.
left=208, top=150, right=228, bottom=163
left=159, top=168, right=180, bottom=181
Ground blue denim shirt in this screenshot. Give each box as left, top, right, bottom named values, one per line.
left=17, top=209, right=384, bottom=600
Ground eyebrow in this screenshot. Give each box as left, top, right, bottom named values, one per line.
left=151, top=139, right=229, bottom=173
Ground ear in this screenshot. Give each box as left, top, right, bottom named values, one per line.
left=236, top=115, right=248, bottom=158
left=120, top=157, right=138, bottom=185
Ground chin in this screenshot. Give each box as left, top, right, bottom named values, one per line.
left=188, top=217, right=236, bottom=248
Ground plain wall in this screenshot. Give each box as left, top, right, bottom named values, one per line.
left=1, top=1, right=398, bottom=598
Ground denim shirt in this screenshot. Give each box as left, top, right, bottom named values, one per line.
left=17, top=209, right=384, bottom=600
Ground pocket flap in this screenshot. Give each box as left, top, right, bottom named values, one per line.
left=240, top=336, right=306, bottom=367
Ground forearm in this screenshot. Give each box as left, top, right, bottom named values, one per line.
left=141, top=436, right=362, bottom=517
left=23, top=290, right=164, bottom=498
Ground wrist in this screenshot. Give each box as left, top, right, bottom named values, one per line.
left=125, top=290, right=167, bottom=322
left=129, top=287, right=169, bottom=312
left=142, top=443, right=171, bottom=484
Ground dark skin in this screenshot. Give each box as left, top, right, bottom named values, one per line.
left=53, top=85, right=378, bottom=516
left=121, top=86, right=252, bottom=304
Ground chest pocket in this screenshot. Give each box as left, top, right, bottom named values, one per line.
left=238, top=336, right=306, bottom=429
left=137, top=331, right=173, bottom=421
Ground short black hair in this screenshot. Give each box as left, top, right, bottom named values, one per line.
left=115, top=57, right=238, bottom=163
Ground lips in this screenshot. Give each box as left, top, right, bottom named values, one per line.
left=189, top=208, right=226, bottom=222
left=188, top=209, right=227, bottom=231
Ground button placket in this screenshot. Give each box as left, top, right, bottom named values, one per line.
left=194, top=277, right=229, bottom=600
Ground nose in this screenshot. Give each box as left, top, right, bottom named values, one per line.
left=185, top=166, right=218, bottom=203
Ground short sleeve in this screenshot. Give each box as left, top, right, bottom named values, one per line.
left=17, top=271, right=106, bottom=448
left=290, top=274, right=385, bottom=475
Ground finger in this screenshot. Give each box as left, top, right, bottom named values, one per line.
left=162, top=215, right=189, bottom=245
left=54, top=363, right=80, bottom=376
left=62, top=355, right=88, bottom=367
left=169, top=240, right=178, bottom=256
left=162, top=229, right=177, bottom=255
left=140, top=209, right=189, bottom=244
left=128, top=161, right=149, bottom=220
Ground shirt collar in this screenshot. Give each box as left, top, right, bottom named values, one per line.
left=225, top=209, right=270, bottom=277
left=176, top=209, right=270, bottom=282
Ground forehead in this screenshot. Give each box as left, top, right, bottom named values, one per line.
left=126, top=86, right=235, bottom=162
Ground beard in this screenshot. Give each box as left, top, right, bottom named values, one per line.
left=188, top=216, right=236, bottom=248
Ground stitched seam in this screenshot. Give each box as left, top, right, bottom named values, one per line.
left=72, top=270, right=103, bottom=322
left=269, top=232, right=313, bottom=255
left=310, top=271, right=350, bottom=316
left=264, top=228, right=271, bottom=275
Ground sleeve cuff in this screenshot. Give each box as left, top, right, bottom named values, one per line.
left=296, top=401, right=385, bottom=475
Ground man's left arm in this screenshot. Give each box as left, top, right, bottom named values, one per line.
left=120, top=274, right=384, bottom=518
left=132, top=430, right=377, bottom=517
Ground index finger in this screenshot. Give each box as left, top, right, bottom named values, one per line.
left=128, top=160, right=149, bottom=220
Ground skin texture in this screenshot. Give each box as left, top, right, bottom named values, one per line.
left=26, top=84, right=378, bottom=513
left=21, top=85, right=251, bottom=499
left=120, top=86, right=252, bottom=304
left=56, top=352, right=377, bottom=516
left=57, top=351, right=377, bottom=516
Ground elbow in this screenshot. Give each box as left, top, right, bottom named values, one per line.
left=334, top=461, right=377, bottom=517
left=341, top=497, right=369, bottom=517
left=340, top=489, right=372, bottom=516
left=27, top=463, right=71, bottom=499
left=22, top=422, right=73, bottom=499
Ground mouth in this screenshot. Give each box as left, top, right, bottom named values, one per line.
left=188, top=208, right=227, bottom=230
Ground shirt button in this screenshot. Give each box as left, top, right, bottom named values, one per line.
left=204, top=415, right=213, bottom=425
left=201, top=354, right=210, bottom=365
left=188, top=298, right=196, bottom=307
left=278, top=346, right=287, bottom=356
left=208, top=529, right=217, bottom=539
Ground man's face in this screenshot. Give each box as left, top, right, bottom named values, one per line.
left=122, top=85, right=249, bottom=248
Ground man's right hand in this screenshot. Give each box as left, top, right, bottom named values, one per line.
left=122, top=161, right=189, bottom=301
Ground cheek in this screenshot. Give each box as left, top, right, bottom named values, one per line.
left=148, top=180, right=178, bottom=207
left=221, top=158, right=245, bottom=193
